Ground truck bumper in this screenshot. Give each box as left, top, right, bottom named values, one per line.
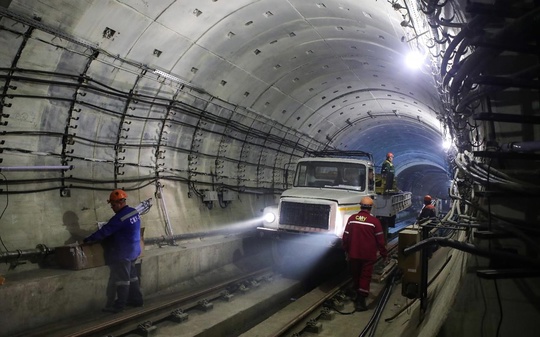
left=257, top=226, right=342, bottom=248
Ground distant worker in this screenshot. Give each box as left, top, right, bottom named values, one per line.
left=84, top=189, right=143, bottom=313
left=418, top=195, right=437, bottom=221
left=380, top=152, right=395, bottom=192
left=342, top=196, right=388, bottom=311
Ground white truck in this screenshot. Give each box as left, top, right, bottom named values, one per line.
left=258, top=151, right=412, bottom=250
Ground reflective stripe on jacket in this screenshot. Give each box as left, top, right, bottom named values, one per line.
left=342, top=210, right=387, bottom=261
left=86, top=206, right=141, bottom=262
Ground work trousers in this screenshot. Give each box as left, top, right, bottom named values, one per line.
left=106, top=258, right=143, bottom=308
left=348, top=258, right=375, bottom=298
left=384, top=172, right=394, bottom=191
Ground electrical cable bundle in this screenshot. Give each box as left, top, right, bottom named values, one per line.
left=358, top=267, right=399, bottom=337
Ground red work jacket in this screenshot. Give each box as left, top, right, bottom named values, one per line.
left=342, top=209, right=388, bottom=261
left=418, top=204, right=436, bottom=220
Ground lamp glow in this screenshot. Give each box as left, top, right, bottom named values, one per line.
left=405, top=50, right=425, bottom=70
left=442, top=139, right=452, bottom=150
left=263, top=212, right=276, bottom=223
left=442, top=132, right=453, bottom=150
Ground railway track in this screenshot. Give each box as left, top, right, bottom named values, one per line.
left=17, top=267, right=276, bottom=337
left=239, top=242, right=455, bottom=337
left=17, top=237, right=405, bottom=337
left=18, top=261, right=397, bottom=337
left=241, top=252, right=400, bottom=337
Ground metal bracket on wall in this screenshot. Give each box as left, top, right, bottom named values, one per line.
left=60, top=187, right=71, bottom=197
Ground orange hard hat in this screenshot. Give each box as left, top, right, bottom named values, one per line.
left=360, top=196, right=374, bottom=208
left=387, top=152, right=394, bottom=158
left=108, top=189, right=127, bottom=203
left=424, top=195, right=432, bottom=203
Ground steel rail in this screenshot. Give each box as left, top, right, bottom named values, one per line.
left=269, top=273, right=351, bottom=337
left=19, top=267, right=273, bottom=337
left=269, top=244, right=400, bottom=337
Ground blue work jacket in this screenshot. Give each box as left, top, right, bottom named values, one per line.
left=86, top=206, right=141, bottom=262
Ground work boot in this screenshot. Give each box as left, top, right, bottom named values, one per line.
left=355, top=296, right=368, bottom=311
left=345, top=287, right=357, bottom=301
left=103, top=285, right=129, bottom=313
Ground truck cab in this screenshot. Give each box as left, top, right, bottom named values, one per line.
left=258, top=153, right=412, bottom=248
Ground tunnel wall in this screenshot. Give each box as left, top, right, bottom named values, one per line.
left=0, top=183, right=275, bottom=274
left=0, top=5, right=324, bottom=273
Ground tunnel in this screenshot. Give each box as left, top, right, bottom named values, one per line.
left=0, top=0, right=539, bottom=336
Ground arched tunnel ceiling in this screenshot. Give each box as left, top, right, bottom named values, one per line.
left=0, top=0, right=451, bottom=199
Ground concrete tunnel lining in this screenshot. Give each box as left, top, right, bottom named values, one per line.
left=4, top=0, right=540, bottom=336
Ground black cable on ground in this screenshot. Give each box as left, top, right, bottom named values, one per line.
left=358, top=267, right=399, bottom=337
left=384, top=255, right=452, bottom=322
left=367, top=269, right=399, bottom=337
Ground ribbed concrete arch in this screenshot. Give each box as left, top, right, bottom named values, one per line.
left=2, top=2, right=540, bottom=336
left=0, top=0, right=451, bottom=247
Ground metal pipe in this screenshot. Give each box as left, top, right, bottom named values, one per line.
left=473, top=112, right=540, bottom=124
left=0, top=244, right=53, bottom=264
left=403, top=237, right=540, bottom=268
left=501, top=141, right=540, bottom=153
left=0, top=225, right=259, bottom=265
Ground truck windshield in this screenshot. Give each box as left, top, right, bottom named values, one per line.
left=294, top=161, right=367, bottom=191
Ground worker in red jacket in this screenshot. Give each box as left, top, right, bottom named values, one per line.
left=342, top=196, right=388, bottom=311
left=418, top=195, right=437, bottom=221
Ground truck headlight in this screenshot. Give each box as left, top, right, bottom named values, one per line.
left=262, top=206, right=278, bottom=228
left=264, top=211, right=276, bottom=223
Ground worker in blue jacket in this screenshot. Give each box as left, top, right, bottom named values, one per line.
left=84, top=189, right=143, bottom=313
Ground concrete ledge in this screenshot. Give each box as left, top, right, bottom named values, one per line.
left=0, top=234, right=273, bottom=336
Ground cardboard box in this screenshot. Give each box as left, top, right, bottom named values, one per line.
left=54, top=226, right=143, bottom=269
left=54, top=242, right=105, bottom=270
